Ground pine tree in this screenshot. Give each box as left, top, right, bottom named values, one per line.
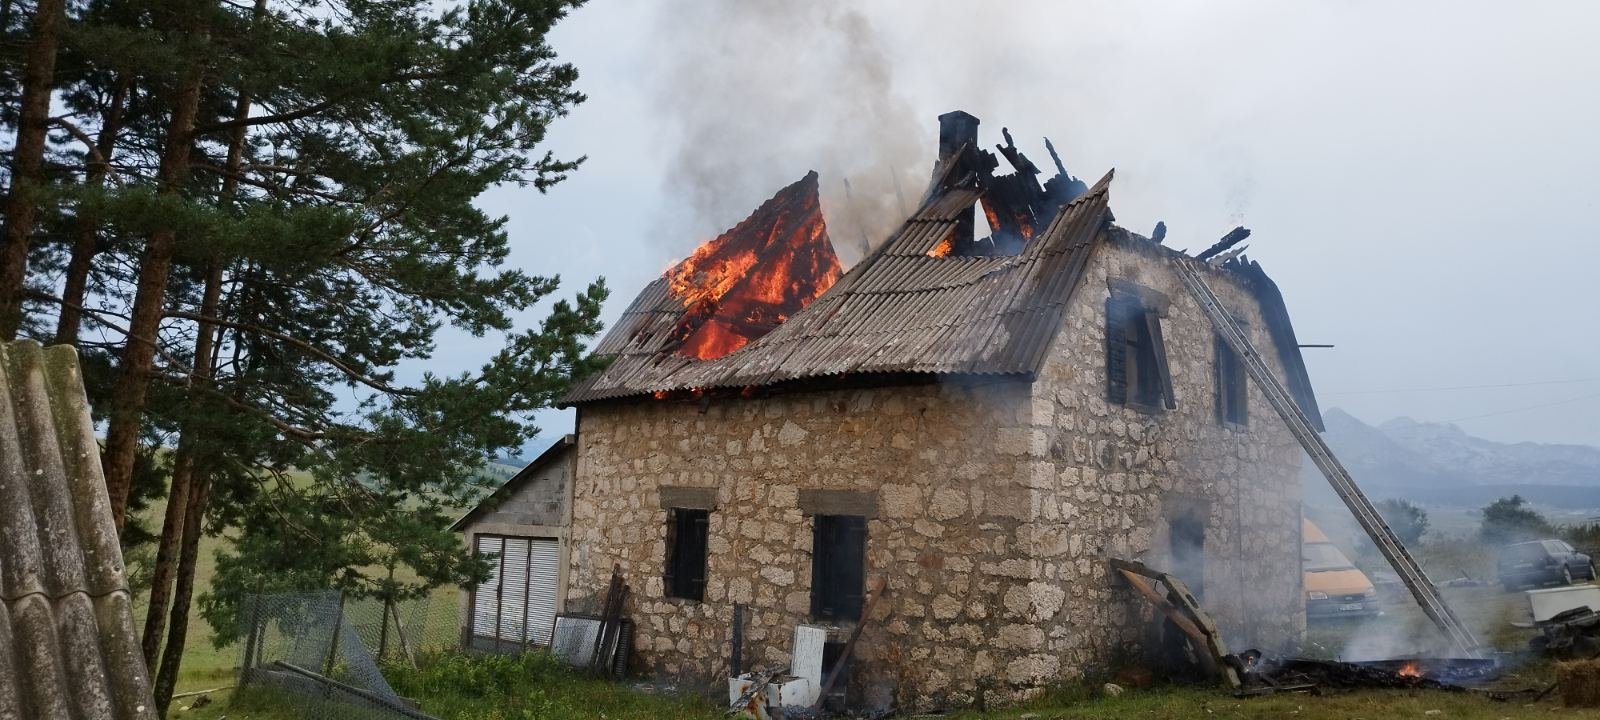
left=0, top=0, right=66, bottom=337
left=2, top=0, right=603, bottom=710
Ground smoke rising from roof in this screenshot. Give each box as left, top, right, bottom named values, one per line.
left=644, top=0, right=929, bottom=265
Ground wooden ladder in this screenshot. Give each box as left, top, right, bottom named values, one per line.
left=1171, top=257, right=1482, bottom=658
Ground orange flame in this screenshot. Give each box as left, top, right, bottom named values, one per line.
left=663, top=172, right=841, bottom=360
left=1397, top=662, right=1421, bottom=678
left=927, top=234, right=954, bottom=258
left=981, top=201, right=1003, bottom=236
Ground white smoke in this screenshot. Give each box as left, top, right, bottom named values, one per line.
left=643, top=0, right=930, bottom=264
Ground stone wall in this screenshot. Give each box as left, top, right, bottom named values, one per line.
left=466, top=443, right=573, bottom=529
left=565, top=231, right=1307, bottom=710
left=1021, top=232, right=1306, bottom=675
left=568, top=378, right=1043, bottom=709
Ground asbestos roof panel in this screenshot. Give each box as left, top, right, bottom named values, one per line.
left=0, top=340, right=158, bottom=720
left=561, top=173, right=1114, bottom=404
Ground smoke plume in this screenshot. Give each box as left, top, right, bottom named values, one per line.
left=644, top=0, right=930, bottom=265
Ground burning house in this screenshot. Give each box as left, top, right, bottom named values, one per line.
left=549, top=110, right=1322, bottom=709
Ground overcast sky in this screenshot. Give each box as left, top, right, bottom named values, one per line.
left=425, top=0, right=1600, bottom=450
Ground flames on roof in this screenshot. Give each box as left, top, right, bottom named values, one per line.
left=663, top=171, right=843, bottom=360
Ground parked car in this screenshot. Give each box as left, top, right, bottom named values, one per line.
left=1499, top=540, right=1596, bottom=591
left=1303, top=519, right=1381, bottom=620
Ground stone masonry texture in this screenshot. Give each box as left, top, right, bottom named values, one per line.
left=565, top=235, right=1306, bottom=711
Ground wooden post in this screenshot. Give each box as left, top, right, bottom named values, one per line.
left=811, top=577, right=888, bottom=710
left=240, top=592, right=262, bottom=680
left=378, top=596, right=392, bottom=661
left=730, top=603, right=745, bottom=677
left=390, top=600, right=418, bottom=669
left=324, top=591, right=346, bottom=682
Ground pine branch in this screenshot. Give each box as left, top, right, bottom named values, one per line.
left=163, top=310, right=421, bottom=397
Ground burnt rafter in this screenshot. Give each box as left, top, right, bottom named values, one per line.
left=943, top=117, right=1090, bottom=258
left=1196, top=226, right=1252, bottom=261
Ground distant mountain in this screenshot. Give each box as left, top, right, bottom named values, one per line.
left=1313, top=408, right=1600, bottom=508
left=489, top=434, right=563, bottom=469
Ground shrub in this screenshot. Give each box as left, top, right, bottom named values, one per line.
left=1376, top=498, right=1429, bottom=545
left=1479, top=495, right=1553, bottom=545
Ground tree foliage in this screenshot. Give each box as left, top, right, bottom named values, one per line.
left=1479, top=495, right=1554, bottom=545
left=0, top=0, right=603, bottom=707
left=1375, top=498, right=1429, bottom=546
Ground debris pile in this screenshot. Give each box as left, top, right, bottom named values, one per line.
left=1111, top=557, right=1501, bottom=697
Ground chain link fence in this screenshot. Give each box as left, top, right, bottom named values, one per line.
left=234, top=590, right=461, bottom=720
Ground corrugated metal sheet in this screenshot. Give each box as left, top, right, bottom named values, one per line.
left=562, top=172, right=1115, bottom=405
left=0, top=340, right=158, bottom=720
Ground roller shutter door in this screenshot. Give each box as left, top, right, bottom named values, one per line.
left=471, top=536, right=504, bottom=639
left=471, top=534, right=562, bottom=648
left=526, top=538, right=560, bottom=645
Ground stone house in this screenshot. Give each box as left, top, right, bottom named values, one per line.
left=555, top=112, right=1321, bottom=710
left=451, top=434, right=575, bottom=652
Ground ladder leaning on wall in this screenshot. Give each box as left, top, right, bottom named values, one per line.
left=1170, top=256, right=1483, bottom=659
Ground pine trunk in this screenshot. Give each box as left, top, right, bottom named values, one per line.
left=139, top=451, right=192, bottom=667
left=143, top=16, right=255, bottom=674
left=56, top=77, right=132, bottom=345
left=138, top=259, right=222, bottom=666
left=101, top=63, right=208, bottom=530
left=0, top=0, right=68, bottom=339
left=151, top=472, right=211, bottom=716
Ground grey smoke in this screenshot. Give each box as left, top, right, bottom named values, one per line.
left=645, top=0, right=929, bottom=264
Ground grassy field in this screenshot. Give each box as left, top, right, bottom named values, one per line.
left=154, top=528, right=1598, bottom=719
left=130, top=507, right=238, bottom=698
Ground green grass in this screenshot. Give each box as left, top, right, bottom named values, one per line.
left=172, top=652, right=719, bottom=720
left=174, top=665, right=1593, bottom=720
left=154, top=529, right=1594, bottom=719
left=950, top=683, right=1600, bottom=719
left=129, top=499, right=240, bottom=696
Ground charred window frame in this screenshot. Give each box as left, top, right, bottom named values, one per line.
left=811, top=515, right=867, bottom=623
left=1106, top=282, right=1175, bottom=411
left=1214, top=330, right=1248, bottom=428
left=664, top=508, right=709, bottom=601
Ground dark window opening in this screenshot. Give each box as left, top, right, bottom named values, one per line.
left=811, top=515, right=867, bottom=623
left=1215, top=334, right=1248, bottom=427
left=1170, top=515, right=1206, bottom=604
left=1106, top=295, right=1175, bottom=410
left=664, top=508, right=709, bottom=601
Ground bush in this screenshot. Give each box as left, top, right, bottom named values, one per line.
left=1562, top=523, right=1600, bottom=557
left=1376, top=498, right=1429, bottom=545
left=1479, top=495, right=1554, bottom=545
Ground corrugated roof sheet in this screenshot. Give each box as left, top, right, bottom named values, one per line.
left=0, top=340, right=158, bottom=720
left=563, top=171, right=1115, bottom=405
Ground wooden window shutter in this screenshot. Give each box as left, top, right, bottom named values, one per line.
left=663, top=508, right=679, bottom=596
left=810, top=517, right=831, bottom=619
left=840, top=517, right=867, bottom=621
left=689, top=510, right=709, bottom=600
left=1143, top=308, right=1176, bottom=410
left=1213, top=334, right=1227, bottom=425
left=1105, top=297, right=1128, bottom=405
